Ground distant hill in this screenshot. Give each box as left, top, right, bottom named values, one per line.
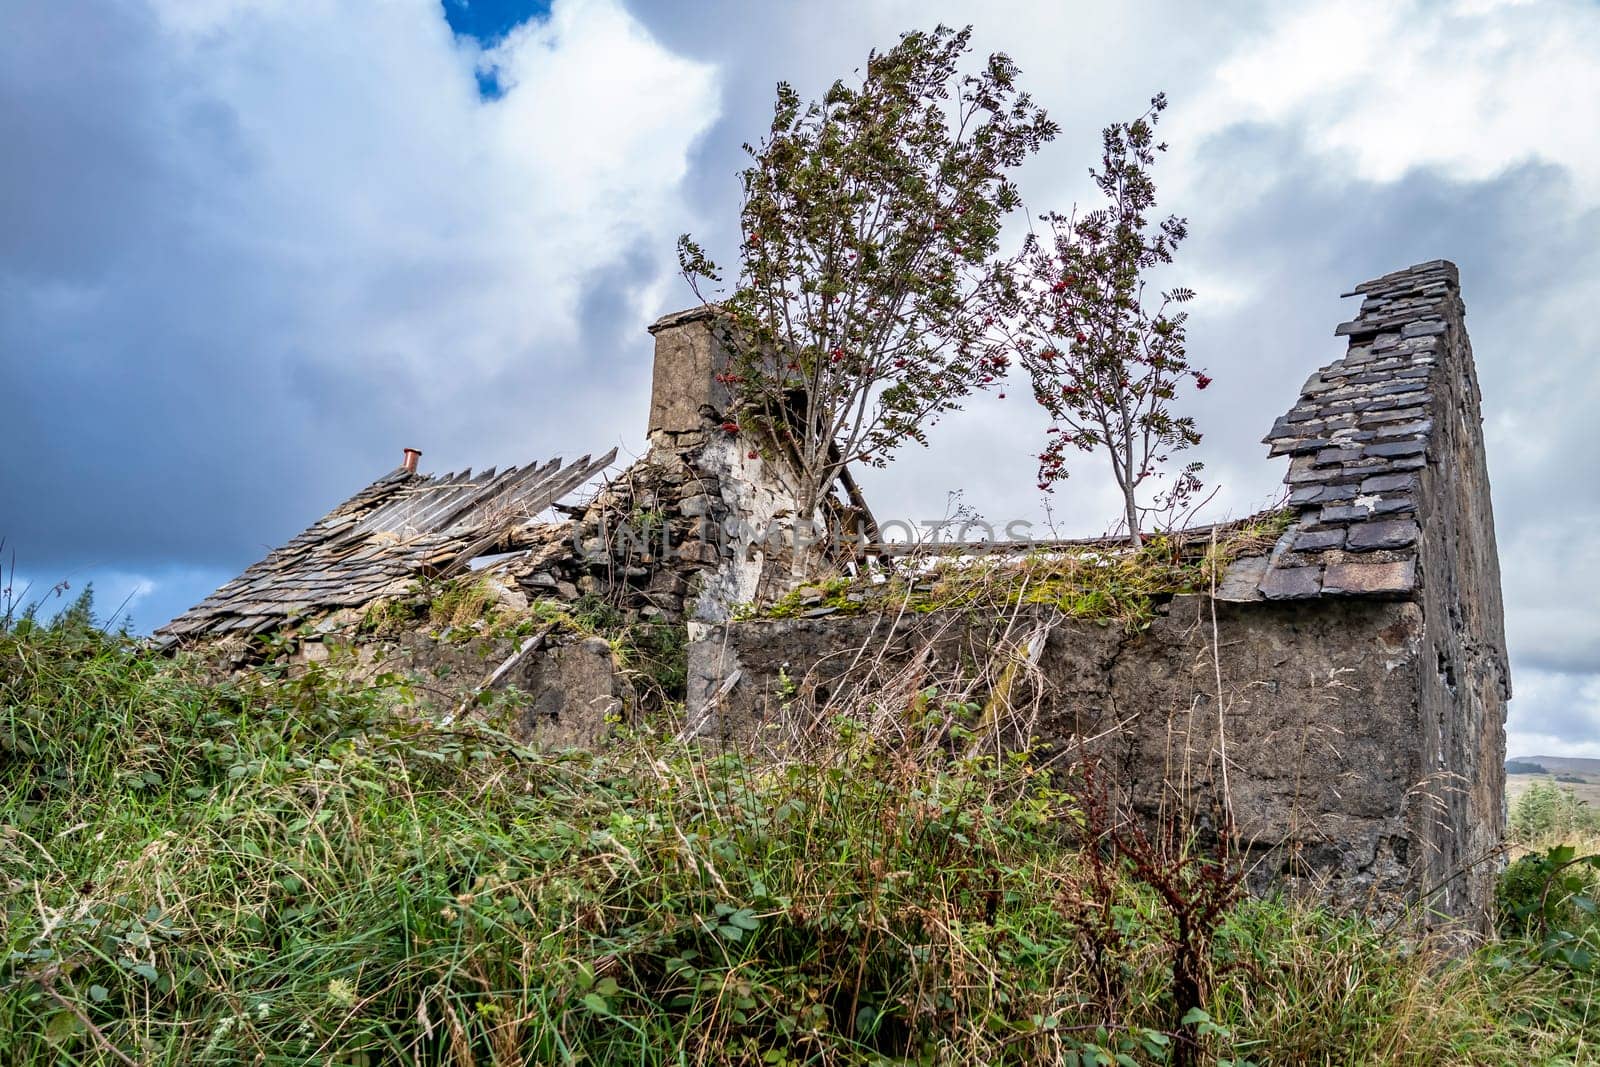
left=1509, top=755, right=1600, bottom=778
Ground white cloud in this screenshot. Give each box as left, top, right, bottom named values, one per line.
left=139, top=0, right=717, bottom=386
left=1508, top=667, right=1600, bottom=758
left=1500, top=522, right=1600, bottom=676
left=1190, top=0, right=1600, bottom=197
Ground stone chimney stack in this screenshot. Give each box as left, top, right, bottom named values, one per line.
left=639, top=307, right=811, bottom=627
left=645, top=306, right=736, bottom=446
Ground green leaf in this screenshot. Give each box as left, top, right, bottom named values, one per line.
left=1180, top=1006, right=1211, bottom=1026
left=88, top=984, right=109, bottom=1003
left=581, top=993, right=611, bottom=1016
left=43, top=1011, right=84, bottom=1045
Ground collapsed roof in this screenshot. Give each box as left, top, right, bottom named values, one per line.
left=155, top=450, right=615, bottom=642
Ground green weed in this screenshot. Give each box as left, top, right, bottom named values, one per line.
left=0, top=613, right=1594, bottom=1065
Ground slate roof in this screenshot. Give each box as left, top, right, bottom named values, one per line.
left=1249, top=259, right=1458, bottom=599
left=156, top=450, right=616, bottom=641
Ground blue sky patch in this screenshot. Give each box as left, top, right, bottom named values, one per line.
left=442, top=0, right=551, bottom=46
left=473, top=67, right=506, bottom=100
left=442, top=0, right=552, bottom=98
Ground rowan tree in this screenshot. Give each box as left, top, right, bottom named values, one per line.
left=677, top=25, right=1056, bottom=564
left=1008, top=94, right=1207, bottom=547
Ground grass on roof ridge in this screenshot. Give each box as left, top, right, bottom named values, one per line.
left=752, top=510, right=1293, bottom=628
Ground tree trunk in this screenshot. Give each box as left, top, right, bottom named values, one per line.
left=1123, top=485, right=1142, bottom=549
left=789, top=476, right=824, bottom=580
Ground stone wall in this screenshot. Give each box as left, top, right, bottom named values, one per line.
left=685, top=261, right=1509, bottom=931
left=268, top=621, right=634, bottom=750
left=690, top=596, right=1429, bottom=915
left=1251, top=260, right=1510, bottom=920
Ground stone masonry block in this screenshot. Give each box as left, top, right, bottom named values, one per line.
left=1321, top=559, right=1416, bottom=595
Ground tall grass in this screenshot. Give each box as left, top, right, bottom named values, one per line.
left=2, top=618, right=1595, bottom=1065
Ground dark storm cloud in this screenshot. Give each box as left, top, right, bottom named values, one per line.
left=1, top=3, right=176, bottom=284
left=2, top=0, right=714, bottom=606
left=3, top=3, right=373, bottom=570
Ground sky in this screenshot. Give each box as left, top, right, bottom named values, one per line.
left=3, top=0, right=1598, bottom=758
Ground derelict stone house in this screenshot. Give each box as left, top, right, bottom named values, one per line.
left=160, top=259, right=1508, bottom=929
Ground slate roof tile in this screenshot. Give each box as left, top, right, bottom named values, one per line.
left=1252, top=260, right=1459, bottom=601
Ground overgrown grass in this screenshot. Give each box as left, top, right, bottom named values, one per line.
left=2, top=617, right=1596, bottom=1065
